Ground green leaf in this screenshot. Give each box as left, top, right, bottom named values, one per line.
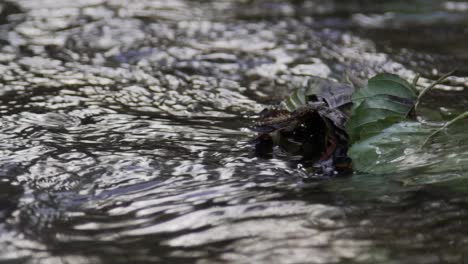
left=348, top=122, right=432, bottom=173
left=352, top=73, right=417, bottom=106
left=346, top=73, right=417, bottom=143
left=348, top=120, right=468, bottom=192
left=346, top=100, right=405, bottom=142
left=356, top=116, right=403, bottom=140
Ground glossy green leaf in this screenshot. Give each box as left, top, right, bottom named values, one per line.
left=348, top=122, right=430, bottom=173
left=346, top=73, right=417, bottom=143
left=348, top=120, right=468, bottom=193
left=352, top=73, right=417, bottom=106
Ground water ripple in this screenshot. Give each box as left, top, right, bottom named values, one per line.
left=1, top=0, right=468, bottom=263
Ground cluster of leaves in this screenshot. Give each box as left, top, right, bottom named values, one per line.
left=346, top=73, right=468, bottom=174
left=253, top=72, right=468, bottom=175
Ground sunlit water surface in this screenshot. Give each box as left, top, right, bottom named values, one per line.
left=0, top=0, right=468, bottom=263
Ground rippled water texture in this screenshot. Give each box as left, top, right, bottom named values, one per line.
left=1, top=0, right=468, bottom=263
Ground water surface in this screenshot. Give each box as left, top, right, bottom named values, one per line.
left=1, top=0, right=468, bottom=263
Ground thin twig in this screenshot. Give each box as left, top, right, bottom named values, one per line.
left=420, top=110, right=468, bottom=149
left=412, top=73, right=420, bottom=87
left=414, top=71, right=454, bottom=113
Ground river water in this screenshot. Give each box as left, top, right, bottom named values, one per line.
left=1, top=0, right=468, bottom=263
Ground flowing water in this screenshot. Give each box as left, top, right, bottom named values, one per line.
left=1, top=0, right=468, bottom=263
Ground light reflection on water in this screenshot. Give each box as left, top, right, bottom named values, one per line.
left=0, top=0, right=468, bottom=263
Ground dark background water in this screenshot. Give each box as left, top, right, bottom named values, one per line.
left=0, top=0, right=468, bottom=263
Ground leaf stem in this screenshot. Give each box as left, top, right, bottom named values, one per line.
left=420, top=110, right=468, bottom=148
left=414, top=71, right=454, bottom=113
left=411, top=73, right=420, bottom=87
